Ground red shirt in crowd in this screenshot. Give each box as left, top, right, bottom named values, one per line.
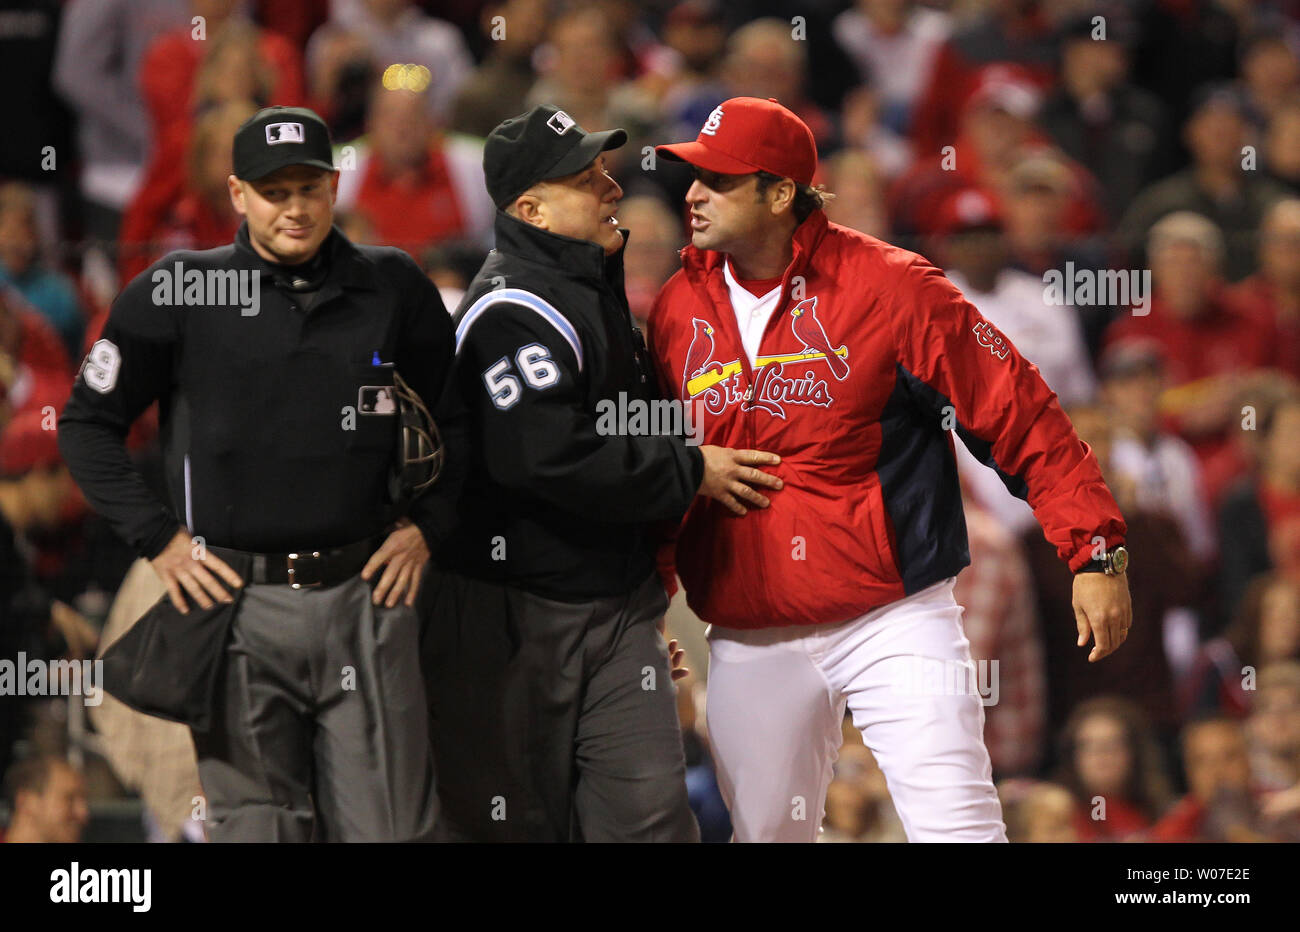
left=1223, top=274, right=1300, bottom=380
left=1070, top=797, right=1152, bottom=841
left=353, top=147, right=468, bottom=258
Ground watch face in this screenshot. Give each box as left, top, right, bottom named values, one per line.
left=1111, top=547, right=1129, bottom=574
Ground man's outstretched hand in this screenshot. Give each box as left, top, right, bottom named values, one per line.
left=1072, top=572, right=1132, bottom=663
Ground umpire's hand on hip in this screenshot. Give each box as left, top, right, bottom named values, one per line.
left=699, top=446, right=783, bottom=515
left=149, top=528, right=244, bottom=614
left=1072, top=572, right=1133, bottom=663
left=362, top=518, right=430, bottom=608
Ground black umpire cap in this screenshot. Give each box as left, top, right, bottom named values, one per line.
left=484, top=105, right=628, bottom=208
left=233, top=106, right=336, bottom=181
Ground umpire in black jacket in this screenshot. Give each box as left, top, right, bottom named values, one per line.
left=58, top=106, right=455, bottom=842
left=424, top=105, right=781, bottom=841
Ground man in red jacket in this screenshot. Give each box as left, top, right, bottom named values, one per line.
left=649, top=98, right=1133, bottom=842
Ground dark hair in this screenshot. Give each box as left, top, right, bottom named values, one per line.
left=3, top=754, right=62, bottom=807
left=1054, top=696, right=1173, bottom=822
left=754, top=170, right=833, bottom=224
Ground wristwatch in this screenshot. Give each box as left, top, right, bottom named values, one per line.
left=1077, top=545, right=1129, bottom=576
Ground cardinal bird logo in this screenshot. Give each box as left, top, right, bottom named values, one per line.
left=789, top=296, right=849, bottom=380
left=682, top=317, right=723, bottom=398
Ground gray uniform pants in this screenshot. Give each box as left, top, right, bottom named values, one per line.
left=423, top=569, right=699, bottom=842
left=192, top=575, right=438, bottom=842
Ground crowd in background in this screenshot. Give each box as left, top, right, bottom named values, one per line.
left=2, top=0, right=1300, bottom=842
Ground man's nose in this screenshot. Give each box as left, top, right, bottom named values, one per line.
left=604, top=172, right=624, bottom=201
left=686, top=179, right=707, bottom=204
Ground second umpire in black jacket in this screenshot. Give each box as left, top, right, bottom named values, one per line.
left=59, top=106, right=455, bottom=842
left=424, top=105, right=781, bottom=841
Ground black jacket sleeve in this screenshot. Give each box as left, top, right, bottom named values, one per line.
left=390, top=260, right=463, bottom=551
left=453, top=303, right=703, bottom=523
left=57, top=271, right=182, bottom=559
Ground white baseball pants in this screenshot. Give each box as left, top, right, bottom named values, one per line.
left=705, top=577, right=1007, bottom=842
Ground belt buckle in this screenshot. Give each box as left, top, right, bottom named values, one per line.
left=287, top=552, right=324, bottom=589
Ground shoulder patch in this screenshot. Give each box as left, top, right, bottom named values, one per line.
left=82, top=339, right=122, bottom=394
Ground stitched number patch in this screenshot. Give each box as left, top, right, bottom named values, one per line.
left=515, top=344, right=558, bottom=388
left=971, top=320, right=1010, bottom=361
left=82, top=339, right=122, bottom=394
left=482, top=344, right=559, bottom=410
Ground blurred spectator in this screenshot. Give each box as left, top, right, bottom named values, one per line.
left=1105, top=211, right=1275, bottom=502
left=0, top=288, right=72, bottom=401
left=1225, top=197, right=1300, bottom=380
left=952, top=490, right=1045, bottom=779
left=998, top=151, right=1116, bottom=357
left=0, top=411, right=98, bottom=778
left=1217, top=391, right=1300, bottom=627
left=936, top=188, right=1096, bottom=406
left=308, top=0, right=473, bottom=127
left=713, top=18, right=835, bottom=151
left=1237, top=31, right=1300, bottom=130
left=1054, top=697, right=1173, bottom=841
left=334, top=84, right=493, bottom=257
left=251, top=0, right=328, bottom=52
left=1118, top=85, right=1288, bottom=281
left=1262, top=100, right=1300, bottom=194
left=0, top=184, right=84, bottom=360
left=449, top=0, right=549, bottom=139
left=1, top=755, right=89, bottom=843
left=0, top=0, right=72, bottom=254
left=892, top=64, right=1105, bottom=242
left=1038, top=15, right=1170, bottom=226
left=1150, top=716, right=1279, bottom=841
left=1102, top=341, right=1214, bottom=681
left=821, top=150, right=889, bottom=238
left=1192, top=568, right=1300, bottom=717
left=51, top=0, right=189, bottom=243
left=819, top=734, right=905, bottom=844
left=141, top=1, right=304, bottom=149
left=619, top=195, right=685, bottom=327
left=1024, top=403, right=1193, bottom=745
left=1248, top=661, right=1300, bottom=791
left=837, top=88, right=912, bottom=182
left=908, top=0, right=1059, bottom=158
left=117, top=100, right=253, bottom=283
left=523, top=4, right=638, bottom=168
left=653, top=1, right=730, bottom=151
left=831, top=0, right=951, bottom=136
left=998, top=779, right=1079, bottom=843
left=1102, top=341, right=1216, bottom=563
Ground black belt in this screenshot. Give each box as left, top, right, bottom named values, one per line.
left=209, top=537, right=379, bottom=589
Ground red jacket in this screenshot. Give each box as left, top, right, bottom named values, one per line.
left=647, top=212, right=1125, bottom=629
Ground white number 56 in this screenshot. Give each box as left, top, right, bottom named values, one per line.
left=482, top=343, right=559, bottom=410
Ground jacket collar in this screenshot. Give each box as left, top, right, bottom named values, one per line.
left=492, top=209, right=628, bottom=286
left=680, top=210, right=830, bottom=287
left=233, top=221, right=378, bottom=293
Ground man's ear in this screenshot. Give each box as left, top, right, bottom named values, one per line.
left=228, top=175, right=246, bottom=216
left=513, top=192, right=547, bottom=229
left=769, top=178, right=796, bottom=217
left=328, top=169, right=340, bottom=202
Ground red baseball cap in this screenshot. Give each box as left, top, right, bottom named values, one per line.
left=931, top=187, right=1004, bottom=237
left=656, top=97, right=817, bottom=185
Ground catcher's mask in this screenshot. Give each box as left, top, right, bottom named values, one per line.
left=390, top=372, right=443, bottom=502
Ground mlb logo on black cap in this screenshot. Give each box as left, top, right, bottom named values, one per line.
left=547, top=111, right=576, bottom=135
left=266, top=122, right=305, bottom=145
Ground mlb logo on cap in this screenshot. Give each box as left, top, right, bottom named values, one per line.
left=547, top=110, right=576, bottom=135
left=266, top=122, right=305, bottom=145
